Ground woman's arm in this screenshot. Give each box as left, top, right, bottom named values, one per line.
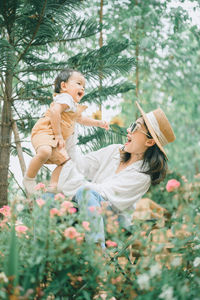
left=58, top=160, right=151, bottom=212
left=82, top=173, right=151, bottom=211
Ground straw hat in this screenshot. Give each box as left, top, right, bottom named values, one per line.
left=135, top=101, right=175, bottom=158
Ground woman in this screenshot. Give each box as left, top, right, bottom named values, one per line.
left=57, top=101, right=175, bottom=248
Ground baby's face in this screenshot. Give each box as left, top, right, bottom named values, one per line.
left=61, top=72, right=85, bottom=103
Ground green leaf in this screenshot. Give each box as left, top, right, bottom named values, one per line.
left=5, top=225, right=19, bottom=287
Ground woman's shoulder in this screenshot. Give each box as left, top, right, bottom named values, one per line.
left=88, top=144, right=122, bottom=160
left=103, top=144, right=123, bottom=154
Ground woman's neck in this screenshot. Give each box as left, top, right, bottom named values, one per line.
left=128, top=152, right=144, bottom=164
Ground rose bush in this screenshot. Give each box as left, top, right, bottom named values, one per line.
left=166, top=179, right=181, bottom=192
left=0, top=175, right=200, bottom=299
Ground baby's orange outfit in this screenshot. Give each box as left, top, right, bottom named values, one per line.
left=31, top=93, right=87, bottom=165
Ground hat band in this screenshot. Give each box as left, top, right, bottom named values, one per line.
left=146, top=112, right=168, bottom=146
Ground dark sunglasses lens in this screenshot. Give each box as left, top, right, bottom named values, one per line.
left=130, top=122, right=136, bottom=132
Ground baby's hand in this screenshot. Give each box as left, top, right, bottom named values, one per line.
left=99, top=121, right=110, bottom=131
left=55, top=135, right=65, bottom=149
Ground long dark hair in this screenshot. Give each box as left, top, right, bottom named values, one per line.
left=54, top=68, right=82, bottom=93
left=142, top=144, right=168, bottom=185
left=120, top=122, right=168, bottom=185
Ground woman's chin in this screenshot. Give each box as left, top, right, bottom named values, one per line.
left=124, top=143, right=130, bottom=152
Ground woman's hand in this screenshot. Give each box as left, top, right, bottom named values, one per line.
left=55, top=134, right=65, bottom=149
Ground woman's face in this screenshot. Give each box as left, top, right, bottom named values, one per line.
left=124, top=117, right=153, bottom=154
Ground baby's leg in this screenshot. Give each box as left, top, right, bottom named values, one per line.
left=47, top=147, right=70, bottom=192
left=26, top=145, right=52, bottom=177
left=47, top=165, right=63, bottom=192
left=23, top=145, right=52, bottom=194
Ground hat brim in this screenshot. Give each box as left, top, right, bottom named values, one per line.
left=135, top=101, right=168, bottom=159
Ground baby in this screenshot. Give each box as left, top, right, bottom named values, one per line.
left=23, top=69, right=109, bottom=194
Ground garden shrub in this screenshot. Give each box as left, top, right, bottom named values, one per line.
left=0, top=176, right=200, bottom=299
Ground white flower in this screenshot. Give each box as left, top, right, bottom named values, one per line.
left=16, top=204, right=24, bottom=212
left=171, top=256, right=182, bottom=267
left=159, top=285, right=176, bottom=300
left=0, top=272, right=8, bottom=283
left=137, top=273, right=150, bottom=290
left=149, top=263, right=162, bottom=278
left=193, top=244, right=200, bottom=250
left=193, top=257, right=200, bottom=267
left=15, top=219, right=23, bottom=226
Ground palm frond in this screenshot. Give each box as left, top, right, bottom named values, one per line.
left=67, top=40, right=136, bottom=79
left=0, top=39, right=16, bottom=71
left=78, top=125, right=126, bottom=153
left=15, top=112, right=39, bottom=136
left=14, top=79, right=53, bottom=102
left=32, top=19, right=100, bottom=46
left=82, top=82, right=136, bottom=104
left=11, top=146, right=32, bottom=157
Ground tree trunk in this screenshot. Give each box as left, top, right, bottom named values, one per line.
left=134, top=0, right=139, bottom=119
left=12, top=117, right=26, bottom=177
left=135, top=43, right=139, bottom=98
left=98, top=0, right=104, bottom=117
left=0, top=72, right=13, bottom=206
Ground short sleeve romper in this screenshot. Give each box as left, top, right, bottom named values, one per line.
left=31, top=93, right=87, bottom=165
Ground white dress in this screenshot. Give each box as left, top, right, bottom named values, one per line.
left=58, top=140, right=151, bottom=227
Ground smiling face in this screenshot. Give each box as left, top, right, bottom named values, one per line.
left=124, top=117, right=155, bottom=156
left=60, top=71, right=85, bottom=103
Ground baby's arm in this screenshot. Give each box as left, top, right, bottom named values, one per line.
left=77, top=115, right=109, bottom=130
left=49, top=103, right=69, bottom=148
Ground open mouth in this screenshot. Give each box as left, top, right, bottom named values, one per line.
left=78, top=91, right=84, bottom=98
left=125, top=136, right=132, bottom=145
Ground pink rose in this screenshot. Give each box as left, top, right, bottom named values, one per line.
left=15, top=225, right=28, bottom=234
left=76, top=235, right=84, bottom=243
left=111, top=276, right=121, bottom=284
left=60, top=201, right=74, bottom=215
left=64, top=227, right=80, bottom=239
left=54, top=193, right=65, bottom=200
left=166, top=179, right=180, bottom=192
left=36, top=198, right=45, bottom=208
left=106, top=240, right=118, bottom=248
left=68, top=207, right=77, bottom=214
left=0, top=205, right=11, bottom=217
left=82, top=221, right=90, bottom=231
left=61, top=201, right=73, bottom=210
left=35, top=182, right=46, bottom=191
left=77, top=276, right=82, bottom=282
left=89, top=206, right=96, bottom=212
left=50, top=208, right=60, bottom=218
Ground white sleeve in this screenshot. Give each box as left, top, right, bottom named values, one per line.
left=83, top=173, right=150, bottom=211
left=57, top=160, right=87, bottom=197
left=54, top=94, right=76, bottom=112
left=58, top=160, right=150, bottom=212
left=67, top=144, right=117, bottom=181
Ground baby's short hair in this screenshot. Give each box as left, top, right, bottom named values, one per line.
left=54, top=68, right=82, bottom=93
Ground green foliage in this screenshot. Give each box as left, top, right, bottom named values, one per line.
left=82, top=81, right=135, bottom=105
left=89, top=0, right=200, bottom=178
left=1, top=177, right=200, bottom=298
left=147, top=171, right=184, bottom=210
left=5, top=225, right=19, bottom=288
left=78, top=125, right=126, bottom=152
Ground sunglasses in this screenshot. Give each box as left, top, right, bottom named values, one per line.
left=129, top=122, right=151, bottom=138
